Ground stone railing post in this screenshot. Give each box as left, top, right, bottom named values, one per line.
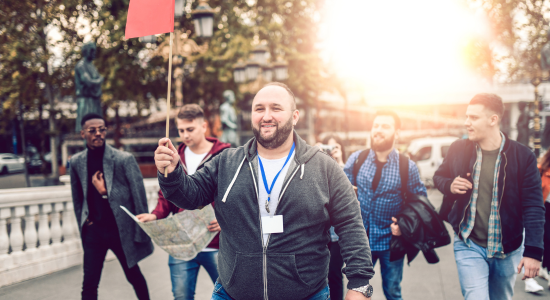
left=62, top=201, right=77, bottom=252
left=24, top=205, right=39, bottom=261
left=0, top=208, right=12, bottom=270
left=9, top=206, right=25, bottom=265
left=50, top=203, right=63, bottom=254
left=38, top=203, right=52, bottom=258
left=0, top=179, right=160, bottom=288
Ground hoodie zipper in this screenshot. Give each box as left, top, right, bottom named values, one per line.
left=249, top=160, right=301, bottom=300
left=248, top=161, right=271, bottom=300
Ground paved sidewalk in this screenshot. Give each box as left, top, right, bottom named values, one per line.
left=0, top=246, right=215, bottom=300
left=0, top=189, right=548, bottom=300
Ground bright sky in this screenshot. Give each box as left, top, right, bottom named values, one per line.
left=320, top=0, right=493, bottom=106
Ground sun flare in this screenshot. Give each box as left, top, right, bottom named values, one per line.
left=321, top=0, right=491, bottom=106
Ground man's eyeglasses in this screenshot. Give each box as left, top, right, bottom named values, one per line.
left=86, top=127, right=107, bottom=134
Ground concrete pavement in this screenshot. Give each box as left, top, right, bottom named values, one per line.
left=0, top=246, right=215, bottom=300
left=0, top=189, right=548, bottom=300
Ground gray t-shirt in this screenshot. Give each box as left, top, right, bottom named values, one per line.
left=257, top=152, right=295, bottom=245
left=470, top=148, right=499, bottom=248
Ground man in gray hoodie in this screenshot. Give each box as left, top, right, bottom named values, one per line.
left=154, top=82, right=374, bottom=300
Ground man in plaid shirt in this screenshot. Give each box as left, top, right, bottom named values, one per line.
left=434, top=93, right=545, bottom=300
left=344, top=110, right=427, bottom=300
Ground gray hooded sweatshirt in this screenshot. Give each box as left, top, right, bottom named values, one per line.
left=158, top=131, right=374, bottom=300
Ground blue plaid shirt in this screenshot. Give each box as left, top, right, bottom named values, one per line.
left=459, top=132, right=508, bottom=258
left=344, top=149, right=427, bottom=251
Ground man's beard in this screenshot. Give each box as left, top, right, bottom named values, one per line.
left=253, top=117, right=293, bottom=150
left=371, top=133, right=395, bottom=152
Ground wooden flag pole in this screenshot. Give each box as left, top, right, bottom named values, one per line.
left=164, top=32, right=174, bottom=177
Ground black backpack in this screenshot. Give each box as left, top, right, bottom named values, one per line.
left=352, top=149, right=410, bottom=201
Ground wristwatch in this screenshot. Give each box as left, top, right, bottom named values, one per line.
left=352, top=284, right=373, bottom=298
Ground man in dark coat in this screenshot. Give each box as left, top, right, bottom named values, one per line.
left=434, top=94, right=545, bottom=300
left=70, top=113, right=153, bottom=300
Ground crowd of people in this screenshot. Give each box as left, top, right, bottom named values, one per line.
left=69, top=83, right=548, bottom=300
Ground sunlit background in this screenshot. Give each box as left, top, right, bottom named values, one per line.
left=320, top=0, right=493, bottom=106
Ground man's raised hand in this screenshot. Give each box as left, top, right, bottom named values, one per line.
left=155, top=138, right=180, bottom=175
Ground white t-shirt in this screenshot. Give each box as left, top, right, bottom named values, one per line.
left=257, top=152, right=295, bottom=245
left=184, top=147, right=209, bottom=175
left=184, top=146, right=217, bottom=252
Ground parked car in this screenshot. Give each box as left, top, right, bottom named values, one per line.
left=407, top=136, right=459, bottom=187
left=0, top=153, right=25, bottom=175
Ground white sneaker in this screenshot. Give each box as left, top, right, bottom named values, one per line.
left=525, top=278, right=544, bottom=293
left=539, top=267, right=549, bottom=281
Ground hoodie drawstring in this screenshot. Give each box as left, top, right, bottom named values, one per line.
left=300, top=164, right=304, bottom=179
left=222, top=157, right=246, bottom=203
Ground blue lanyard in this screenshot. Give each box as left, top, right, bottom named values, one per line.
left=258, top=143, right=295, bottom=204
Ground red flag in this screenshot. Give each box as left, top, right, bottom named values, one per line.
left=125, top=0, right=174, bottom=39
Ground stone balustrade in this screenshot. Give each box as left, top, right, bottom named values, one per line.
left=0, top=178, right=160, bottom=288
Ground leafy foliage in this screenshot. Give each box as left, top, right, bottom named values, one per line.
left=0, top=0, right=329, bottom=150
left=150, top=0, right=328, bottom=130
left=0, top=0, right=97, bottom=152
left=466, top=0, right=548, bottom=82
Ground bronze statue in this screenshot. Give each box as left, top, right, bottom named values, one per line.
left=220, top=90, right=238, bottom=147
left=75, top=42, right=104, bottom=132
left=516, top=101, right=530, bottom=146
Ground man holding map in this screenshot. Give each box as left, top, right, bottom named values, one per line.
left=137, top=104, right=230, bottom=300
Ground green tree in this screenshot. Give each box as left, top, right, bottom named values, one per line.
left=465, top=0, right=548, bottom=82
left=0, top=0, right=97, bottom=184
left=84, top=0, right=169, bottom=147
left=1, top=0, right=331, bottom=167
left=172, top=0, right=327, bottom=129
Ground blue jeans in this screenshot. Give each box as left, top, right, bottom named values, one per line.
left=169, top=251, right=219, bottom=300
left=453, top=234, right=523, bottom=300
left=371, top=250, right=404, bottom=300
left=210, top=281, right=330, bottom=300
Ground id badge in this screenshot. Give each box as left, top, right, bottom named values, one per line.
left=261, top=215, right=284, bottom=234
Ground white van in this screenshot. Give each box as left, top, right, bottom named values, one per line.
left=407, top=136, right=459, bottom=187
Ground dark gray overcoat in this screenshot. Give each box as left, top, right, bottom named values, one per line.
left=70, top=144, right=153, bottom=268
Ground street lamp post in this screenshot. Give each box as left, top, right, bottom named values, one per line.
left=232, top=45, right=288, bottom=93
left=251, top=45, right=269, bottom=65
left=192, top=0, right=215, bottom=38
left=149, top=0, right=215, bottom=107
left=532, top=76, right=542, bottom=157
left=233, top=61, right=246, bottom=83
left=273, top=59, right=289, bottom=81
left=262, top=63, right=273, bottom=82
left=245, top=60, right=260, bottom=82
